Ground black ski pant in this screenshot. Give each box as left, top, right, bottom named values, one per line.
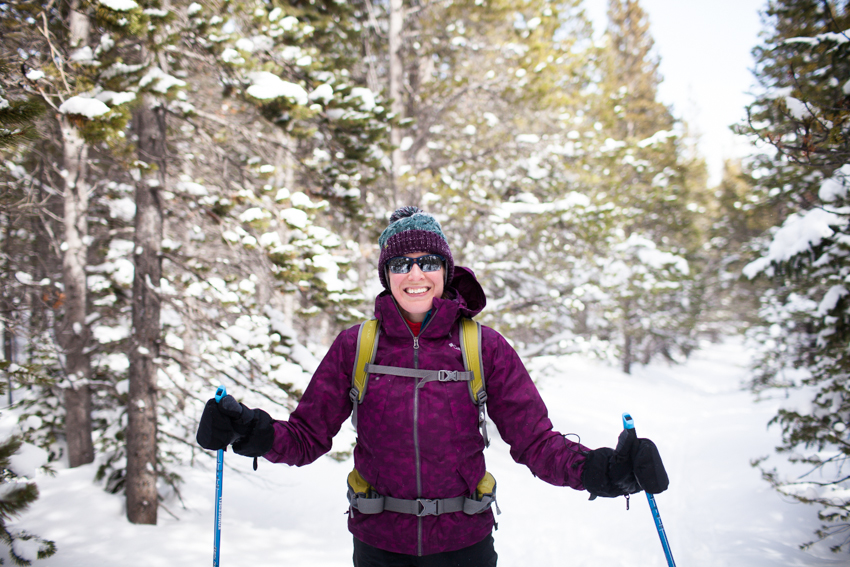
left=353, top=534, right=497, bottom=567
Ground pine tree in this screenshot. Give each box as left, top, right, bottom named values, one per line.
left=739, top=0, right=850, bottom=552
left=576, top=0, right=709, bottom=372
left=0, top=390, right=56, bottom=565
left=0, top=62, right=43, bottom=152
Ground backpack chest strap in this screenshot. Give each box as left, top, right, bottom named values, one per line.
left=363, top=363, right=474, bottom=387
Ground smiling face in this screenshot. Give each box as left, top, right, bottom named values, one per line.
left=388, top=252, right=445, bottom=323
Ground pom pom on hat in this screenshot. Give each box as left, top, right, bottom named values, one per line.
left=377, top=206, right=454, bottom=290
left=378, top=206, right=448, bottom=248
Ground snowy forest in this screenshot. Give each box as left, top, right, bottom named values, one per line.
left=0, top=0, right=849, bottom=562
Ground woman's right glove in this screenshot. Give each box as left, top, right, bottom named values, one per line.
left=195, top=394, right=275, bottom=458
left=581, top=427, right=669, bottom=499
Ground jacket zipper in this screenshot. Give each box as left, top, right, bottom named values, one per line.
left=408, top=307, right=435, bottom=557
left=413, top=332, right=422, bottom=556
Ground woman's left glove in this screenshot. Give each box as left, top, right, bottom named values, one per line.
left=581, top=428, right=668, bottom=499
left=196, top=394, right=275, bottom=458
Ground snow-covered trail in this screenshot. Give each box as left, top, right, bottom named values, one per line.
left=18, top=340, right=847, bottom=566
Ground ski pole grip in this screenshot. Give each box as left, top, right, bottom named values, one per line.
left=622, top=412, right=635, bottom=430
left=215, top=385, right=227, bottom=403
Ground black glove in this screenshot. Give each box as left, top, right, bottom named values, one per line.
left=581, top=428, right=669, bottom=499
left=633, top=437, right=669, bottom=494
left=581, top=428, right=642, bottom=499
left=196, top=395, right=276, bottom=458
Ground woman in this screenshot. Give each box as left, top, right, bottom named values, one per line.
left=197, top=206, right=667, bottom=566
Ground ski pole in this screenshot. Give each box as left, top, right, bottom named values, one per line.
left=214, top=385, right=227, bottom=567
left=622, top=412, right=676, bottom=567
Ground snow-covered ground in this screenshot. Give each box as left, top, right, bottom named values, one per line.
left=15, top=340, right=848, bottom=566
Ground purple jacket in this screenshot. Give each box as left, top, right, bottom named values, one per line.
left=265, top=267, right=589, bottom=555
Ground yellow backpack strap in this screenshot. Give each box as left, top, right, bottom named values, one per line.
left=460, top=318, right=484, bottom=403
left=350, top=319, right=380, bottom=430
left=459, top=318, right=489, bottom=447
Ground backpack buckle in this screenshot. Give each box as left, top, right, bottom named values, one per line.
left=437, top=370, right=459, bottom=382
left=416, top=498, right=438, bottom=516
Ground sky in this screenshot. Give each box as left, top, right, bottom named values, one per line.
left=16, top=339, right=848, bottom=566
left=584, top=0, right=767, bottom=186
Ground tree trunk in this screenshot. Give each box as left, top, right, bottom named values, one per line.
left=3, top=214, right=14, bottom=404
left=621, top=297, right=633, bottom=375
left=59, top=114, right=95, bottom=467
left=126, top=97, right=165, bottom=525
left=388, top=0, right=404, bottom=206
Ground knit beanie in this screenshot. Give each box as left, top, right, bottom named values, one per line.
left=378, top=206, right=454, bottom=290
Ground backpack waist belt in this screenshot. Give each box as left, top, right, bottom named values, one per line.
left=347, top=470, right=499, bottom=517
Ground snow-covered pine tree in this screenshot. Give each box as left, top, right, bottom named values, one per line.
left=0, top=433, right=56, bottom=566
left=738, top=0, right=850, bottom=552
left=581, top=0, right=709, bottom=372
left=0, top=45, right=57, bottom=567
left=359, top=0, right=614, bottom=347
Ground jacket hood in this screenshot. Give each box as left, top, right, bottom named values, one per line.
left=449, top=266, right=486, bottom=318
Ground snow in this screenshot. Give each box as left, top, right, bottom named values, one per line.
left=69, top=47, right=94, bottom=63
left=785, top=97, right=811, bottom=120
left=246, top=72, right=309, bottom=105
left=221, top=49, right=245, bottom=65
left=819, top=164, right=850, bottom=202
left=8, top=443, right=48, bottom=479
left=97, top=0, right=138, bottom=11
left=139, top=68, right=186, bottom=93
left=111, top=258, right=135, bottom=287
left=95, top=91, right=136, bottom=106
left=93, top=325, right=130, bottom=344
left=107, top=197, right=136, bottom=222
left=311, top=254, right=345, bottom=292
left=14, top=272, right=32, bottom=285
left=816, top=285, right=847, bottom=317
left=280, top=208, right=309, bottom=229
left=744, top=208, right=846, bottom=279
left=616, top=234, right=689, bottom=275
left=260, top=232, right=282, bottom=248
left=58, top=96, right=110, bottom=119
left=12, top=536, right=43, bottom=562
left=348, top=87, right=376, bottom=111
left=13, top=339, right=849, bottom=566
left=637, top=129, right=677, bottom=148
left=238, top=207, right=271, bottom=223
left=175, top=179, right=208, bottom=196
left=290, top=191, right=320, bottom=209
left=309, top=84, right=334, bottom=104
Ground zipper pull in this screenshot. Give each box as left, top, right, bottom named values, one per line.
left=413, top=336, right=419, bottom=350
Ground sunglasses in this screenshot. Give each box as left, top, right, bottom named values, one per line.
left=386, top=254, right=446, bottom=274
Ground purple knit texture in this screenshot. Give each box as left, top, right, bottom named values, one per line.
left=264, top=269, right=591, bottom=555
left=378, top=229, right=454, bottom=290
